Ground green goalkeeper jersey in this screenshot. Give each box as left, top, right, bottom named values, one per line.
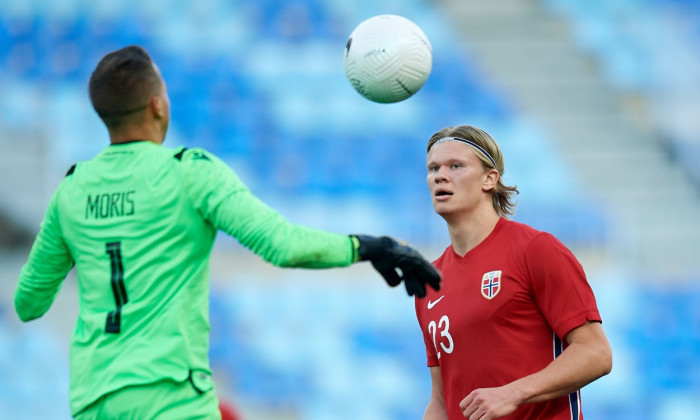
left=14, top=141, right=356, bottom=415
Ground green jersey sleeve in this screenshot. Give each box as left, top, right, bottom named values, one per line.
left=178, top=148, right=356, bottom=268
left=15, top=187, right=74, bottom=321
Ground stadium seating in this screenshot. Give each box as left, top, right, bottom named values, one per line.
left=541, top=0, right=700, bottom=190
left=0, top=0, right=608, bottom=246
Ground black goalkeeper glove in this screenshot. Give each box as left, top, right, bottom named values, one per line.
left=352, top=235, right=441, bottom=298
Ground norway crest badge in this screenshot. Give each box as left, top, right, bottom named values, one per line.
left=481, top=270, right=502, bottom=300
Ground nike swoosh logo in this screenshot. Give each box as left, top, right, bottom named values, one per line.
left=427, top=296, right=445, bottom=309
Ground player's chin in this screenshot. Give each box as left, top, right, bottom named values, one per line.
left=432, top=202, right=455, bottom=217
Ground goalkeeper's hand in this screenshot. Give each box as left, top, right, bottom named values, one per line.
left=352, top=235, right=441, bottom=298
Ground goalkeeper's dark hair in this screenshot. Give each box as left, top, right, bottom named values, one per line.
left=427, top=125, right=519, bottom=218
left=89, top=45, right=163, bottom=128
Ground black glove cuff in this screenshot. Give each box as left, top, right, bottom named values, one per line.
left=351, top=235, right=391, bottom=262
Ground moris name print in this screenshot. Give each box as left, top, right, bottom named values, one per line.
left=86, top=191, right=135, bottom=219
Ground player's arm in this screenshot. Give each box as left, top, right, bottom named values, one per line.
left=503, top=233, right=612, bottom=403
left=459, top=321, right=611, bottom=419
left=512, top=321, right=611, bottom=403
left=179, top=148, right=440, bottom=296
left=424, top=366, right=448, bottom=420
left=460, top=233, right=612, bottom=419
left=14, top=190, right=74, bottom=322
left=179, top=147, right=356, bottom=268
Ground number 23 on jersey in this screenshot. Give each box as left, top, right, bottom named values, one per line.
left=428, top=315, right=454, bottom=359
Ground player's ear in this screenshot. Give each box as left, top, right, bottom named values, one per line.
left=482, top=168, right=499, bottom=192
left=151, top=96, right=165, bottom=119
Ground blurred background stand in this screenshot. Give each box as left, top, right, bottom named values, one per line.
left=1, top=0, right=699, bottom=419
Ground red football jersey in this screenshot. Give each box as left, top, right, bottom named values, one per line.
left=415, top=218, right=601, bottom=419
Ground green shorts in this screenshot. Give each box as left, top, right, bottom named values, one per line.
left=74, top=373, right=221, bottom=420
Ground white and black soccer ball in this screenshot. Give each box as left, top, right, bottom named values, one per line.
left=343, top=15, right=432, bottom=104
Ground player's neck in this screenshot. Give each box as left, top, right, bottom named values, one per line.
left=446, top=209, right=500, bottom=257
left=109, top=124, right=164, bottom=145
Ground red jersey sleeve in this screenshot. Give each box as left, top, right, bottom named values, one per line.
left=524, top=232, right=602, bottom=340
left=414, top=297, right=440, bottom=367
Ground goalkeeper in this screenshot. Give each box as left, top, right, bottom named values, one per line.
left=14, top=45, right=441, bottom=420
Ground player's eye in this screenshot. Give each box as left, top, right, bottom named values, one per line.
left=428, top=165, right=439, bottom=172
left=450, top=163, right=462, bottom=169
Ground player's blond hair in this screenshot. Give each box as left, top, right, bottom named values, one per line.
left=427, top=125, right=519, bottom=218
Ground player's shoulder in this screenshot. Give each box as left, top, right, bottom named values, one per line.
left=46, top=161, right=82, bottom=203
left=503, top=219, right=570, bottom=256
left=60, top=160, right=86, bottom=184
left=491, top=218, right=562, bottom=259
left=54, top=162, right=79, bottom=193
left=65, top=163, right=77, bottom=177
left=500, top=218, right=538, bottom=233
left=499, top=218, right=544, bottom=242
left=172, top=146, right=216, bottom=163
left=170, top=146, right=233, bottom=183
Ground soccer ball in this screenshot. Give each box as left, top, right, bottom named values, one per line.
left=343, top=15, right=432, bottom=104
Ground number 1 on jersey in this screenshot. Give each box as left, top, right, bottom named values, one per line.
left=105, top=242, right=128, bottom=334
